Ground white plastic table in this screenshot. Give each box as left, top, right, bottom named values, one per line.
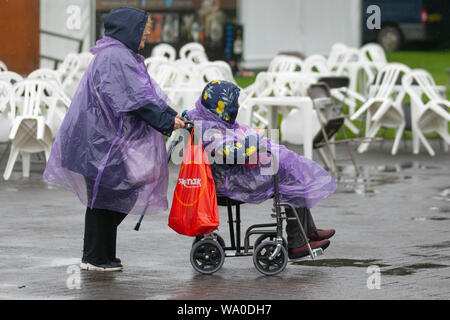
left=245, top=96, right=315, bottom=159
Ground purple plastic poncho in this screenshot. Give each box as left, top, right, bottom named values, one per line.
left=186, top=95, right=337, bottom=209
left=43, top=36, right=171, bottom=215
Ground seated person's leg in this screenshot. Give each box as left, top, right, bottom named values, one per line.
left=285, top=207, right=334, bottom=259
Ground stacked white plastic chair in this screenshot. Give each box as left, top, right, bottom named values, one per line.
left=56, top=53, right=78, bottom=83
left=402, top=69, right=450, bottom=156
left=303, top=55, right=330, bottom=75
left=0, top=61, right=7, bottom=72
left=358, top=43, right=388, bottom=95
left=28, top=68, right=71, bottom=137
left=58, top=52, right=93, bottom=98
left=239, top=73, right=272, bottom=128
left=0, top=71, right=24, bottom=85
left=178, top=42, right=208, bottom=65
left=327, top=43, right=377, bottom=99
left=179, top=42, right=205, bottom=60
left=0, top=81, right=13, bottom=147
left=303, top=53, right=366, bottom=113
left=151, top=62, right=185, bottom=111
left=351, top=63, right=411, bottom=155
left=151, top=43, right=177, bottom=61
left=144, top=56, right=169, bottom=77
left=302, top=54, right=364, bottom=135
left=242, top=71, right=317, bottom=159
left=3, top=80, right=60, bottom=180
left=327, top=43, right=351, bottom=75
left=241, top=55, right=309, bottom=132
left=268, top=55, right=303, bottom=73
left=185, top=50, right=209, bottom=65
left=360, top=43, right=387, bottom=71
left=242, top=55, right=304, bottom=104
left=196, top=61, right=235, bottom=86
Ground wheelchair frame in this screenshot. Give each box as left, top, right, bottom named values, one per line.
left=167, top=120, right=323, bottom=276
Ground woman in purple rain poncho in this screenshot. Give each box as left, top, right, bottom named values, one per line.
left=186, top=81, right=337, bottom=259
left=43, top=7, right=185, bottom=271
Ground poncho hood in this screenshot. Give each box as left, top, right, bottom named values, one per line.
left=103, top=7, right=149, bottom=53
left=200, top=81, right=241, bottom=125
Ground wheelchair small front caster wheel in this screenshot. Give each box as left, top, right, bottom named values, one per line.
left=253, top=240, right=288, bottom=276
left=190, top=239, right=225, bottom=275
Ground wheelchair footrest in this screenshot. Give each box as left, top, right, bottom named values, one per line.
left=308, top=248, right=324, bottom=259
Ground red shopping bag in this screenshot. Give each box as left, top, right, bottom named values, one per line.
left=168, top=132, right=219, bottom=236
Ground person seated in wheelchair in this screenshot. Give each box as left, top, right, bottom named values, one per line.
left=186, top=80, right=337, bottom=259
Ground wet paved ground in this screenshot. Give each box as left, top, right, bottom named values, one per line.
left=0, top=140, right=449, bottom=300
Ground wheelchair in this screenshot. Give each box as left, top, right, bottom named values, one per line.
left=167, top=119, right=324, bottom=276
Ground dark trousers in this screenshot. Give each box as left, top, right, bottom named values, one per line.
left=82, top=207, right=127, bottom=265
left=285, top=207, right=317, bottom=248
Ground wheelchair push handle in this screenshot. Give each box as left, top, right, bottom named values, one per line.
left=181, top=110, right=194, bottom=129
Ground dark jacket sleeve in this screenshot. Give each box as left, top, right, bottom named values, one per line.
left=131, top=102, right=178, bottom=137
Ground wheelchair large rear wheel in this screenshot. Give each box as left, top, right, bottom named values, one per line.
left=190, top=239, right=225, bottom=275
left=253, top=240, right=288, bottom=276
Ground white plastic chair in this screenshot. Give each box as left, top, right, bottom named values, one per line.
left=358, top=43, right=387, bottom=94
left=0, top=71, right=24, bottom=85
left=56, top=53, right=78, bottom=81
left=302, top=54, right=365, bottom=134
left=402, top=69, right=450, bottom=156
left=360, top=43, right=387, bottom=69
left=28, top=68, right=62, bottom=86
left=179, top=42, right=205, bottom=60
left=209, top=61, right=235, bottom=83
left=327, top=43, right=350, bottom=74
left=0, top=61, right=7, bottom=72
left=268, top=55, right=303, bottom=73
left=3, top=80, right=56, bottom=180
left=195, top=61, right=235, bottom=86
left=152, top=63, right=186, bottom=110
left=28, top=69, right=71, bottom=137
left=57, top=52, right=93, bottom=98
left=186, top=50, right=209, bottom=65
left=0, top=81, right=13, bottom=164
left=245, top=72, right=314, bottom=127
left=144, top=56, right=169, bottom=77
left=303, top=55, right=330, bottom=75
left=0, top=81, right=13, bottom=142
left=243, top=73, right=317, bottom=159
left=151, top=43, right=177, bottom=61
left=351, top=63, right=411, bottom=155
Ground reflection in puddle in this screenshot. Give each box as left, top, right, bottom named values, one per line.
left=335, top=161, right=445, bottom=197
left=291, top=258, right=448, bottom=277
left=291, top=258, right=389, bottom=268
left=417, top=241, right=450, bottom=249
left=412, top=216, right=450, bottom=221
left=382, top=264, right=448, bottom=276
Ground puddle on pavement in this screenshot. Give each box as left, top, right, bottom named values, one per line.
left=412, top=216, right=450, bottom=221
left=291, top=258, right=389, bottom=268
left=292, top=257, right=448, bottom=277
left=429, top=206, right=450, bottom=213
left=416, top=241, right=450, bottom=249
left=335, top=161, right=446, bottom=197
left=382, top=263, right=448, bottom=276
